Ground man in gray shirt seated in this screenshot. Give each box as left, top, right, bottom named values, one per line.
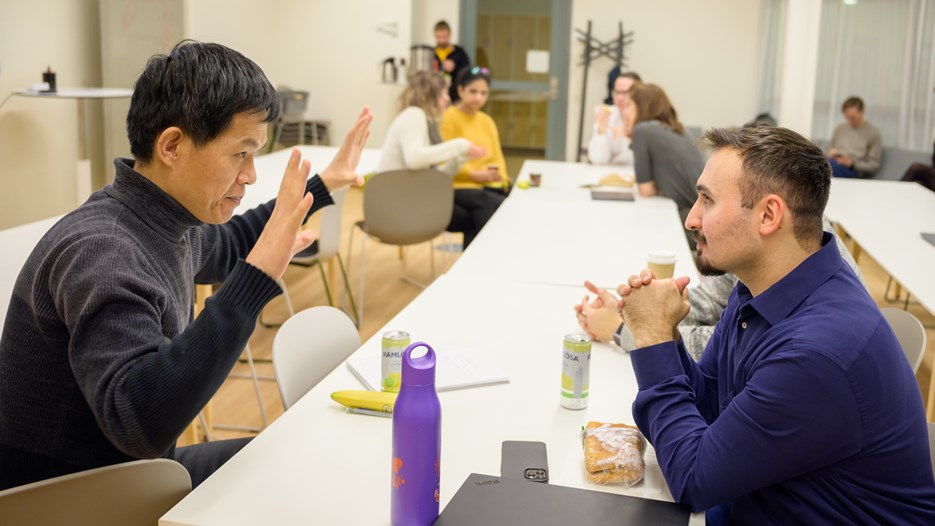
left=0, top=41, right=373, bottom=490
left=828, top=96, right=882, bottom=178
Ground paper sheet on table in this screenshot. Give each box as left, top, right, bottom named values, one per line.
left=347, top=348, right=509, bottom=392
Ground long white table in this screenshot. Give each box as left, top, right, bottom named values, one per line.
left=160, top=275, right=700, bottom=525
left=825, top=178, right=935, bottom=314
left=161, top=159, right=702, bottom=524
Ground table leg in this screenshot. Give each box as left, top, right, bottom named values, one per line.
left=75, top=99, right=92, bottom=206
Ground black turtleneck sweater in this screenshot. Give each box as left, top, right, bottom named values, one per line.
left=0, top=158, right=333, bottom=489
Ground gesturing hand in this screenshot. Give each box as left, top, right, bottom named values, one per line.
left=616, top=270, right=691, bottom=349
left=320, top=106, right=374, bottom=191
left=574, top=280, right=623, bottom=342
left=246, top=148, right=317, bottom=280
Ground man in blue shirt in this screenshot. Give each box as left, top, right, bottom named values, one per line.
left=618, top=126, right=935, bottom=524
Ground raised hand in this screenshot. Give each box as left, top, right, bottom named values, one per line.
left=246, top=148, right=316, bottom=280
left=320, top=106, right=374, bottom=191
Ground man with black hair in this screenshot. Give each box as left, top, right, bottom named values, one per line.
left=0, top=40, right=372, bottom=490
left=433, top=20, right=471, bottom=103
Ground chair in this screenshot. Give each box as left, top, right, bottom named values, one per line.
left=347, top=169, right=454, bottom=322
left=272, top=188, right=359, bottom=326
left=928, top=422, right=935, bottom=480
left=0, top=459, right=190, bottom=525
left=268, top=89, right=331, bottom=152
left=272, top=306, right=361, bottom=409
left=881, top=307, right=927, bottom=373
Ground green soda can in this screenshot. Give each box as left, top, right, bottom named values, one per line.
left=381, top=330, right=411, bottom=392
left=561, top=333, right=591, bottom=409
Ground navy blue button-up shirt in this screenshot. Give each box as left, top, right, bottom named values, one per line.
left=630, top=233, right=935, bottom=524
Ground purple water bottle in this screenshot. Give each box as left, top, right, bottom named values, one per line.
left=391, top=342, right=442, bottom=526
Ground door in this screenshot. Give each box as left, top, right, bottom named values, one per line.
left=460, top=0, right=571, bottom=161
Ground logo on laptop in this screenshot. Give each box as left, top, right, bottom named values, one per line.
left=473, top=478, right=500, bottom=487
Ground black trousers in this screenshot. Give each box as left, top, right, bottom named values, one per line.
left=902, top=163, right=935, bottom=192
left=447, top=188, right=506, bottom=248
left=170, top=437, right=251, bottom=488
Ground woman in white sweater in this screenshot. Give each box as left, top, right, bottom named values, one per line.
left=378, top=72, right=484, bottom=175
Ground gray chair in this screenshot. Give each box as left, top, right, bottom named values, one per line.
left=268, top=89, right=331, bottom=152
left=272, top=306, right=360, bottom=410
left=0, top=459, right=190, bottom=526
left=881, top=307, right=926, bottom=374
left=872, top=147, right=931, bottom=181
left=347, top=169, right=454, bottom=322
left=928, top=422, right=935, bottom=480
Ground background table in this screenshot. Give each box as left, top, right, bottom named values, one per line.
left=14, top=88, right=134, bottom=206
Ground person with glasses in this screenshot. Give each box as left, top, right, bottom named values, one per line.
left=440, top=66, right=509, bottom=248
left=587, top=71, right=641, bottom=165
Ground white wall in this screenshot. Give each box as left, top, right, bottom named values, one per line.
left=0, top=0, right=103, bottom=229
left=566, top=0, right=763, bottom=160
left=188, top=0, right=411, bottom=156
left=412, top=0, right=460, bottom=47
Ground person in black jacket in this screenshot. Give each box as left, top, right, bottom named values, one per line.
left=433, top=20, right=471, bottom=103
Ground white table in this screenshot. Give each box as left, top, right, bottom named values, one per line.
left=159, top=274, right=700, bottom=525
left=825, top=178, right=935, bottom=313
left=451, top=160, right=698, bottom=291
left=242, top=146, right=382, bottom=211
left=0, top=215, right=63, bottom=330
left=14, top=88, right=133, bottom=206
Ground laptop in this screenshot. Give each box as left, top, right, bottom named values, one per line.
left=435, top=473, right=690, bottom=525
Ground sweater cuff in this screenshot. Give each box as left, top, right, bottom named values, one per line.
left=307, top=174, right=335, bottom=209
left=210, top=259, right=282, bottom=319
left=630, top=340, right=683, bottom=390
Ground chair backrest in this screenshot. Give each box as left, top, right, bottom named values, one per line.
left=873, top=147, right=931, bottom=181
left=882, top=307, right=927, bottom=373
left=928, top=422, right=935, bottom=480
left=277, top=90, right=309, bottom=122
left=293, top=188, right=345, bottom=265
left=0, top=459, right=190, bottom=526
left=364, top=169, right=454, bottom=245
left=273, top=306, right=361, bottom=409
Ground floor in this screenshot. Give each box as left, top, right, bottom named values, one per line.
left=180, top=157, right=935, bottom=446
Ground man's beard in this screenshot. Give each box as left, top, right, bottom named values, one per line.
left=692, top=232, right=726, bottom=277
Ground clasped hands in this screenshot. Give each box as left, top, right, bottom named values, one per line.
left=575, top=271, right=691, bottom=349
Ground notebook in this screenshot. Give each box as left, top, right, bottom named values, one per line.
left=590, top=188, right=635, bottom=201
left=435, top=473, right=691, bottom=525
left=346, top=348, right=509, bottom=392
left=922, top=232, right=935, bottom=248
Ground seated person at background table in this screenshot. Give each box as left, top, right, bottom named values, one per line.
left=617, top=125, right=935, bottom=524
left=828, top=96, right=882, bottom=179
left=574, top=215, right=863, bottom=360
left=0, top=40, right=373, bottom=491
left=440, top=66, right=510, bottom=248
left=433, top=19, right=471, bottom=104
left=623, top=83, right=704, bottom=221
left=587, top=71, right=641, bottom=165
left=901, top=136, right=935, bottom=192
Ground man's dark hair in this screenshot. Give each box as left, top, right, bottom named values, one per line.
left=841, top=96, right=864, bottom=112
left=617, top=71, right=642, bottom=83
left=434, top=20, right=451, bottom=32
left=127, top=40, right=279, bottom=163
left=701, top=127, right=831, bottom=249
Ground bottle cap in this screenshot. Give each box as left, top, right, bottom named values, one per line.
left=401, top=342, right=436, bottom=386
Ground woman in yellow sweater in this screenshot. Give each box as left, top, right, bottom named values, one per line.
left=440, top=66, right=509, bottom=248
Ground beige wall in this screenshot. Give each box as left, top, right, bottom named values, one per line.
left=566, top=0, right=762, bottom=160
left=0, top=0, right=103, bottom=228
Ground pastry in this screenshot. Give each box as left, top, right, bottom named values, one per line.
left=583, top=421, right=645, bottom=486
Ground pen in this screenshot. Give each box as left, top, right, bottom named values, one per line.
left=347, top=407, right=392, bottom=418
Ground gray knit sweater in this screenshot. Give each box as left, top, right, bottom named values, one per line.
left=0, top=158, right=333, bottom=489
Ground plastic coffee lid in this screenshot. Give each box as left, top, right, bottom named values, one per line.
left=401, top=342, right=437, bottom=386
left=647, top=250, right=677, bottom=264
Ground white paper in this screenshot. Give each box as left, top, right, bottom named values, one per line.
left=347, top=348, right=510, bottom=392
left=526, top=50, right=550, bottom=74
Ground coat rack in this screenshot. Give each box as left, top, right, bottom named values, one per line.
left=575, top=21, right=635, bottom=161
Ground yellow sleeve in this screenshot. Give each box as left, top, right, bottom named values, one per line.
left=440, top=107, right=459, bottom=141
